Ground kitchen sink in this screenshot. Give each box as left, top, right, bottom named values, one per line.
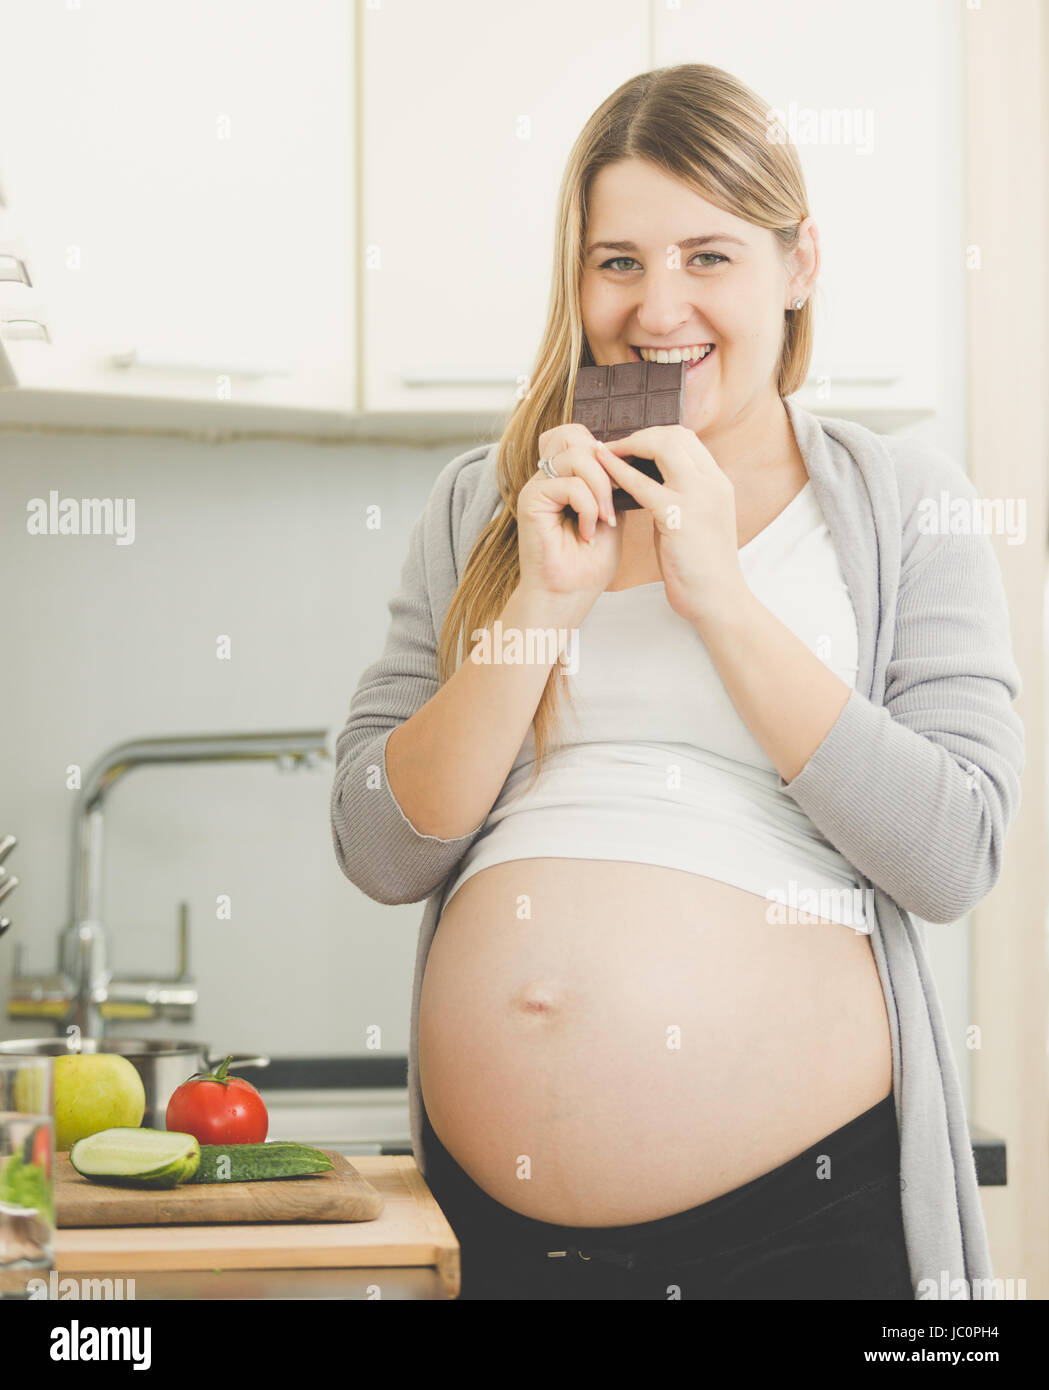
left=262, top=1085, right=411, bottom=1156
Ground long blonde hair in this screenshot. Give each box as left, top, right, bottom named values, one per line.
left=437, top=64, right=814, bottom=787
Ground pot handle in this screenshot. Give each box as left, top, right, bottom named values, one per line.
left=206, top=1052, right=270, bottom=1069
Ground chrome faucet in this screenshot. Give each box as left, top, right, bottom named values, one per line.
left=0, top=834, right=18, bottom=940
left=9, top=730, right=330, bottom=1041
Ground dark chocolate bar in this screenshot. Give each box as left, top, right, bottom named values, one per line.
left=570, top=359, right=687, bottom=510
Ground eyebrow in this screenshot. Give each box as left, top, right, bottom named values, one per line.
left=586, top=234, right=748, bottom=255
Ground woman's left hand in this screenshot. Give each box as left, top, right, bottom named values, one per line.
left=596, top=425, right=748, bottom=627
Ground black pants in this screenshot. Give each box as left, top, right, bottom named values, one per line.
left=421, top=1091, right=914, bottom=1300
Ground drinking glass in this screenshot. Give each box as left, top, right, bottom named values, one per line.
left=0, top=1057, right=54, bottom=1297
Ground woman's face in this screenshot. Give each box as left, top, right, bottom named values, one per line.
left=579, top=157, right=818, bottom=434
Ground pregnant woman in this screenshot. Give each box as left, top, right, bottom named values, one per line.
left=331, top=66, right=1024, bottom=1300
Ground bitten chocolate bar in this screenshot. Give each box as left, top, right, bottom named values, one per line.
left=570, top=359, right=687, bottom=510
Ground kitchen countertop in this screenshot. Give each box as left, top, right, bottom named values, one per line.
left=54, top=1156, right=461, bottom=1300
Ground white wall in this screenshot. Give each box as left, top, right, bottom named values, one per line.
left=0, top=430, right=480, bottom=1060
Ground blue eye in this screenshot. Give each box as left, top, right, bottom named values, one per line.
left=598, top=253, right=728, bottom=270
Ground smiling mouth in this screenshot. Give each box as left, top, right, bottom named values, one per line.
left=629, top=344, right=715, bottom=372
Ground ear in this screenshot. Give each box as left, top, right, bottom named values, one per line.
left=786, top=217, right=820, bottom=306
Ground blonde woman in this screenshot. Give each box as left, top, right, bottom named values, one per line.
left=331, top=66, right=1023, bottom=1301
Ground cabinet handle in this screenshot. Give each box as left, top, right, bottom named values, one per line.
left=107, top=349, right=292, bottom=377
left=0, top=255, right=31, bottom=287
left=804, top=367, right=903, bottom=386
left=0, top=317, right=50, bottom=343
left=400, top=368, right=523, bottom=387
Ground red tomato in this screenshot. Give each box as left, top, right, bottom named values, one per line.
left=30, top=1123, right=51, bottom=1179
left=165, top=1055, right=268, bottom=1145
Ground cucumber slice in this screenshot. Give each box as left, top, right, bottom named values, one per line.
left=69, top=1127, right=200, bottom=1189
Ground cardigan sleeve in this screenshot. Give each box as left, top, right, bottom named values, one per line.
left=329, top=457, right=489, bottom=906
left=775, top=525, right=1025, bottom=924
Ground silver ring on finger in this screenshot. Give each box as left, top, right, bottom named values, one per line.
left=537, top=456, right=560, bottom=479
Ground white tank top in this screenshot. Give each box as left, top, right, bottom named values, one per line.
left=439, top=480, right=870, bottom=929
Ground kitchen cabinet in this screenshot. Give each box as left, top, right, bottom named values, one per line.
left=359, top=0, right=648, bottom=413
left=0, top=0, right=963, bottom=433
left=0, top=0, right=355, bottom=416
left=652, top=0, right=961, bottom=421
left=0, top=0, right=647, bottom=431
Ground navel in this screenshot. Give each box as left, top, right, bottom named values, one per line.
left=512, top=979, right=562, bottom=1016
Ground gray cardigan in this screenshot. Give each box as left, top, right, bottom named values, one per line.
left=330, top=397, right=1025, bottom=1299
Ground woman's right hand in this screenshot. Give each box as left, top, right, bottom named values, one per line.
left=515, top=425, right=622, bottom=608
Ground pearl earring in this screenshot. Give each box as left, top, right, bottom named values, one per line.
left=791, top=297, right=805, bottom=310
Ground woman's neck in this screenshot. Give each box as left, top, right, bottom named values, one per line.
left=692, top=392, right=802, bottom=486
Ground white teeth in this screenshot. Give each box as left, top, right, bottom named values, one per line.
left=636, top=344, right=713, bottom=363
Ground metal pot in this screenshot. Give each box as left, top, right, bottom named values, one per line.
left=0, top=1038, right=269, bottom=1130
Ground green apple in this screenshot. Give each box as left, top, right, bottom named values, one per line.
left=53, top=1054, right=146, bottom=1151
left=13, top=1064, right=48, bottom=1115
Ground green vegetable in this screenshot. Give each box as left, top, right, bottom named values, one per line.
left=190, top=1141, right=334, bottom=1184
left=66, top=1129, right=332, bottom=1190
left=0, top=1151, right=54, bottom=1225
left=69, top=1127, right=200, bottom=1188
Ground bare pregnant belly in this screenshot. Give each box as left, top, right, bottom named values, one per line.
left=418, top=858, right=894, bottom=1227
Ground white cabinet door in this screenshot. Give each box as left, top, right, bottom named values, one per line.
left=0, top=0, right=354, bottom=415
left=360, top=0, right=648, bottom=413
left=652, top=0, right=959, bottom=417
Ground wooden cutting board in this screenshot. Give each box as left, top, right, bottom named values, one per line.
left=54, top=1158, right=461, bottom=1296
left=55, top=1149, right=384, bottom=1227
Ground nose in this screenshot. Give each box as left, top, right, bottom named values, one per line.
left=632, top=273, right=704, bottom=341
